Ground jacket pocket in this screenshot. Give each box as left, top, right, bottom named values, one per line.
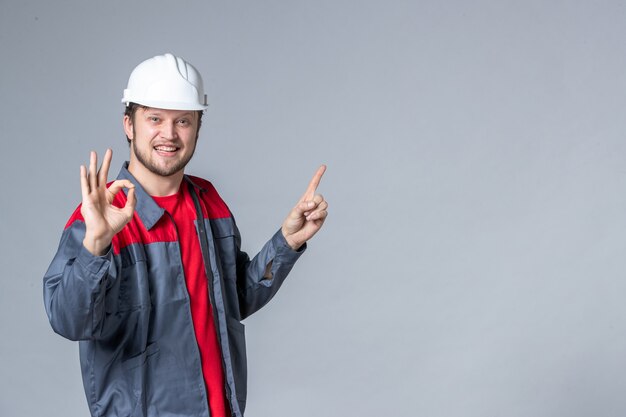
left=122, top=342, right=160, bottom=416
left=122, top=342, right=160, bottom=370
left=118, top=261, right=150, bottom=313
left=209, top=218, right=237, bottom=268
left=226, top=317, right=248, bottom=413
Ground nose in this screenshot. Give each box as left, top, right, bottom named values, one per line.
left=160, top=121, right=178, bottom=140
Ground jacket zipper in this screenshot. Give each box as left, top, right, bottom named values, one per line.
left=189, top=184, right=237, bottom=415
left=166, top=211, right=213, bottom=414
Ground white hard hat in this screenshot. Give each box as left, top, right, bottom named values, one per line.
left=122, top=53, right=208, bottom=110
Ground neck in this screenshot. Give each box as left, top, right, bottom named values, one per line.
left=128, top=158, right=184, bottom=197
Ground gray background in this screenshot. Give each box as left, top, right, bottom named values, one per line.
left=2, top=0, right=626, bottom=416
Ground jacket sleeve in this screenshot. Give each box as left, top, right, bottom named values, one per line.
left=43, top=219, right=120, bottom=341
left=235, top=226, right=306, bottom=320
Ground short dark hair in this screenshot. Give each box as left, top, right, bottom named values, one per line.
left=123, top=102, right=204, bottom=144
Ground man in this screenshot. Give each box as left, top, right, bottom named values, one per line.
left=43, top=53, right=328, bottom=417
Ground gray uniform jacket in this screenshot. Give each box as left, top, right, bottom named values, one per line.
left=43, top=163, right=305, bottom=417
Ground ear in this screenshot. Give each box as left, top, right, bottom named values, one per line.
left=123, top=114, right=134, bottom=140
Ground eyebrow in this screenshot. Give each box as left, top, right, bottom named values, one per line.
left=145, top=111, right=194, bottom=118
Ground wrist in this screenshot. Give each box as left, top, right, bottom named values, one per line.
left=281, top=231, right=303, bottom=251
left=83, top=233, right=112, bottom=256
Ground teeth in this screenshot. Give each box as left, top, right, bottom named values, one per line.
left=155, top=146, right=177, bottom=152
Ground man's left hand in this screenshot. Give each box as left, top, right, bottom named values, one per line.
left=281, top=165, right=329, bottom=250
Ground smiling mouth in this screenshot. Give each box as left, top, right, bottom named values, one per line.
left=154, top=145, right=180, bottom=153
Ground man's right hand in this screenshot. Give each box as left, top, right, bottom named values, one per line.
left=80, top=149, right=136, bottom=256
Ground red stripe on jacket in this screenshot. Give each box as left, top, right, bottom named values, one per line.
left=64, top=177, right=232, bottom=255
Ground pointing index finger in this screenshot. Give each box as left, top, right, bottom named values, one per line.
left=301, top=165, right=326, bottom=201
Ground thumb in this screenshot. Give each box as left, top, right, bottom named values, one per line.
left=290, top=200, right=316, bottom=219
left=107, top=179, right=134, bottom=203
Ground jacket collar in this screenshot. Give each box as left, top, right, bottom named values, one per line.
left=184, top=175, right=208, bottom=194
left=117, top=162, right=207, bottom=230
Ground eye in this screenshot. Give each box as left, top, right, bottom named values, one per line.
left=177, top=119, right=190, bottom=126
left=149, top=116, right=160, bottom=123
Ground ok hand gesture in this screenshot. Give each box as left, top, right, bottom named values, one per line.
left=281, top=165, right=329, bottom=250
left=80, top=149, right=136, bottom=256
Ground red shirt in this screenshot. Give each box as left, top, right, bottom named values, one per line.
left=153, top=185, right=229, bottom=417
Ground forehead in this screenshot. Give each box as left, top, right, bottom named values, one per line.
left=139, top=107, right=196, bottom=119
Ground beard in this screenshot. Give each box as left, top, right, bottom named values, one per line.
left=132, top=130, right=198, bottom=177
